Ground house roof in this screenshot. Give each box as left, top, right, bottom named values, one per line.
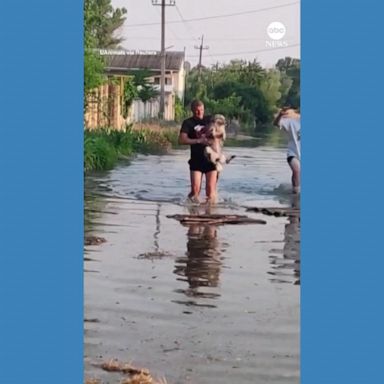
left=100, top=50, right=185, bottom=73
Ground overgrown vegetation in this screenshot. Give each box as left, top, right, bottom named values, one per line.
left=174, top=95, right=189, bottom=122
left=84, top=125, right=179, bottom=172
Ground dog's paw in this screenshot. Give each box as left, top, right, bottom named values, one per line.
left=205, top=147, right=213, bottom=155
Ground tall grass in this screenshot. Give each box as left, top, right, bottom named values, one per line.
left=84, top=125, right=179, bottom=172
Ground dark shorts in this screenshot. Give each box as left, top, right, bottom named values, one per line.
left=287, top=156, right=297, bottom=164
left=188, top=158, right=217, bottom=174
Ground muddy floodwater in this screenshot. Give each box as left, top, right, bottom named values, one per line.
left=84, top=146, right=300, bottom=384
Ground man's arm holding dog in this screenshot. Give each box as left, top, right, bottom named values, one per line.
left=178, top=132, right=209, bottom=145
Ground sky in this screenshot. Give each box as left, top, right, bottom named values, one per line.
left=111, top=0, right=300, bottom=68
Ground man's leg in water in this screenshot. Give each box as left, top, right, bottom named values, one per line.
left=205, top=170, right=219, bottom=204
left=188, top=171, right=203, bottom=202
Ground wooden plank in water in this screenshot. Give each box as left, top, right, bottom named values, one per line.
left=167, top=214, right=266, bottom=225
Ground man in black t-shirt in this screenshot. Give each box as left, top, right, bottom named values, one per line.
left=178, top=100, right=218, bottom=203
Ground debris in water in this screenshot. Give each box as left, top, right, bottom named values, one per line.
left=246, top=207, right=300, bottom=217
left=85, top=379, right=101, bottom=384
left=84, top=318, right=100, bottom=323
left=167, top=214, right=266, bottom=226
left=138, top=251, right=173, bottom=260
left=95, top=359, right=167, bottom=384
left=85, top=236, right=107, bottom=246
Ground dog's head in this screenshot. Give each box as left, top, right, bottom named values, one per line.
left=207, top=114, right=226, bottom=141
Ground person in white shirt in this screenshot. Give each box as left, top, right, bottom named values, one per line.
left=274, top=107, right=301, bottom=194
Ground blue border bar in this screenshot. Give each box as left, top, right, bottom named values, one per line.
left=0, top=1, right=83, bottom=383
left=1, top=0, right=383, bottom=383
left=302, top=0, right=383, bottom=383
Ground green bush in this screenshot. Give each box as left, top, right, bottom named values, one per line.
left=84, top=126, right=178, bottom=172
left=84, top=132, right=118, bottom=171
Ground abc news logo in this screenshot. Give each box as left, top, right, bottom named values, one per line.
left=266, top=22, right=288, bottom=48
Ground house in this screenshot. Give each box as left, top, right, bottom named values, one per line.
left=84, top=50, right=186, bottom=129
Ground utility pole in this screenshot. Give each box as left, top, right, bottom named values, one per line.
left=194, top=34, right=209, bottom=78
left=152, top=0, right=175, bottom=120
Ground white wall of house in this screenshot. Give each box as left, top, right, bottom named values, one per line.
left=131, top=99, right=159, bottom=121
left=173, top=63, right=185, bottom=101
left=130, top=92, right=174, bottom=122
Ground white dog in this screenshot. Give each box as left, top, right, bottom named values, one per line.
left=204, top=114, right=235, bottom=172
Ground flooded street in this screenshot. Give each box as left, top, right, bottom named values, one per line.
left=84, top=147, right=300, bottom=384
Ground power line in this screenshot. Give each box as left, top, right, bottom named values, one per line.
left=174, top=4, right=198, bottom=39
left=122, top=35, right=298, bottom=42
left=153, top=4, right=183, bottom=42
left=173, top=4, right=230, bottom=65
left=162, top=3, right=196, bottom=40
left=185, top=43, right=300, bottom=58
left=195, top=36, right=298, bottom=42
left=174, top=4, right=217, bottom=65
left=123, top=2, right=300, bottom=28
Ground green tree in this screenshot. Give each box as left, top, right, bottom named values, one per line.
left=121, top=70, right=160, bottom=118
left=259, top=69, right=282, bottom=107
left=184, top=68, right=208, bottom=107
left=130, top=70, right=159, bottom=103
left=275, top=57, right=300, bottom=108
left=184, top=57, right=300, bottom=133
left=84, top=50, right=105, bottom=94
left=210, top=80, right=270, bottom=127
left=85, top=0, right=127, bottom=49
left=84, top=0, right=105, bottom=110
left=203, top=94, right=242, bottom=119
left=237, top=60, right=266, bottom=86
left=278, top=72, right=293, bottom=107
left=84, top=0, right=127, bottom=113
left=174, top=95, right=188, bottom=122
left=122, top=77, right=137, bottom=118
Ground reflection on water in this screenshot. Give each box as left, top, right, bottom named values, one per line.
left=84, top=148, right=300, bottom=384
left=269, top=195, right=300, bottom=285
left=173, top=207, right=226, bottom=307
